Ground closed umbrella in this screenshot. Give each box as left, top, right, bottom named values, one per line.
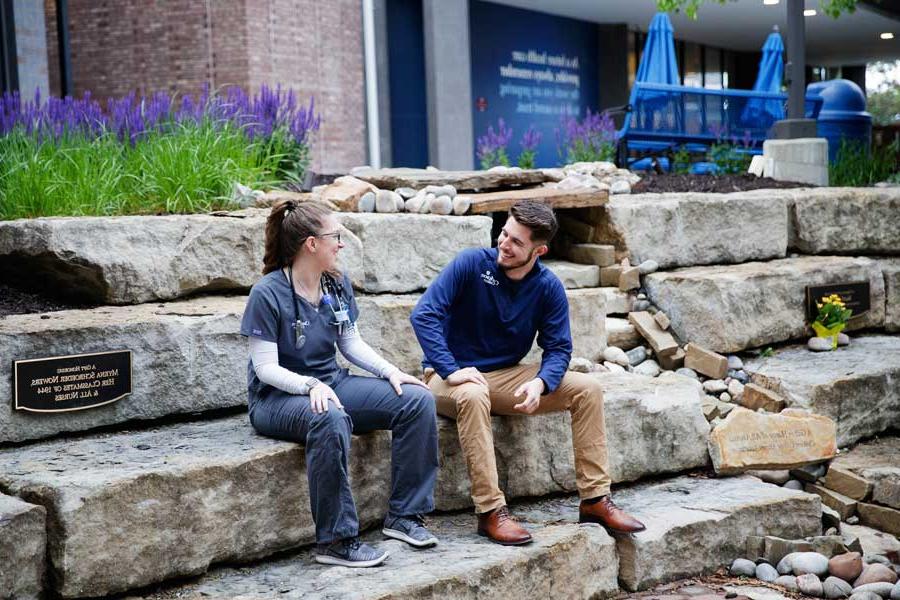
left=742, top=29, right=785, bottom=125
left=636, top=13, right=680, bottom=87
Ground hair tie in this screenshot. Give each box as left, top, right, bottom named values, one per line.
left=284, top=199, right=296, bottom=213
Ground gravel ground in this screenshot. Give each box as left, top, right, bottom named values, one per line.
left=632, top=173, right=812, bottom=194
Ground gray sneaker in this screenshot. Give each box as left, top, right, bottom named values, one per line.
left=383, top=514, right=438, bottom=548
left=314, top=537, right=388, bottom=568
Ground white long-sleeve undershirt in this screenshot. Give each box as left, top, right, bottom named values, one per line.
left=248, top=323, right=399, bottom=395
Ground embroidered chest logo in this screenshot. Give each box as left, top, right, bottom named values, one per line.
left=480, top=270, right=500, bottom=286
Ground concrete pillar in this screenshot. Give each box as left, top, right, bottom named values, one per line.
left=423, top=0, right=474, bottom=170
left=373, top=0, right=393, bottom=166
left=597, top=24, right=629, bottom=126
left=13, top=0, right=49, bottom=101
left=842, top=64, right=866, bottom=96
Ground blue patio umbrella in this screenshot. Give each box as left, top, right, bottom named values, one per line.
left=636, top=13, right=680, bottom=87
left=742, top=29, right=785, bottom=125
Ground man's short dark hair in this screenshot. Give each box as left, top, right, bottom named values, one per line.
left=509, top=201, right=558, bottom=244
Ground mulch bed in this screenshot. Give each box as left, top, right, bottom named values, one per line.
left=0, top=283, right=92, bottom=318
left=633, top=173, right=813, bottom=194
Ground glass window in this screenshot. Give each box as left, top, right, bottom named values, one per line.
left=684, top=42, right=702, bottom=87
left=704, top=47, right=723, bottom=89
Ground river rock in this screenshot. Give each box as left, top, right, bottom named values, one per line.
left=757, top=563, right=780, bottom=582
left=838, top=333, right=851, bottom=346
left=452, top=195, right=472, bottom=215
left=728, top=356, right=744, bottom=370
left=799, top=573, right=826, bottom=596
left=633, top=360, right=661, bottom=377
left=728, top=379, right=745, bottom=400
left=831, top=552, right=865, bottom=582
left=358, top=191, right=376, bottom=212
left=853, top=583, right=895, bottom=598
left=644, top=256, right=885, bottom=354
left=316, top=175, right=378, bottom=211
left=626, top=346, right=648, bottom=366
left=732, top=558, right=758, bottom=576
left=703, top=379, right=728, bottom=394
left=569, top=357, right=593, bottom=373
left=776, top=575, right=800, bottom=591
left=850, top=593, right=886, bottom=600
left=855, top=565, right=899, bottom=587
left=638, top=259, right=659, bottom=274
left=423, top=184, right=457, bottom=198
left=603, top=346, right=630, bottom=367
left=891, top=582, right=900, bottom=600
left=824, top=576, right=854, bottom=598
left=809, top=336, right=834, bottom=352
left=395, top=187, right=417, bottom=199
left=793, top=552, right=831, bottom=577
left=419, top=193, right=435, bottom=213
left=709, top=408, right=837, bottom=474
left=430, top=194, right=453, bottom=215
left=676, top=368, right=700, bottom=380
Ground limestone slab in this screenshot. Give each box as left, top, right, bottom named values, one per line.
left=744, top=336, right=900, bottom=447
left=564, top=243, right=616, bottom=266
left=829, top=438, right=900, bottom=510
left=805, top=484, right=858, bottom=520
left=0, top=211, right=493, bottom=303
left=878, top=258, right=900, bottom=332
left=645, top=257, right=886, bottom=354
left=601, top=286, right=633, bottom=315
left=708, top=407, right=837, bottom=474
left=0, top=296, right=248, bottom=444
left=856, top=503, right=900, bottom=536
left=0, top=494, right=46, bottom=600
left=0, top=388, right=706, bottom=597
left=607, top=317, right=642, bottom=349
left=629, top=311, right=679, bottom=357
left=610, top=475, right=822, bottom=591
left=542, top=259, right=601, bottom=288
left=593, top=190, right=790, bottom=269
left=338, top=213, right=492, bottom=293
left=789, top=188, right=900, bottom=255
left=352, top=167, right=550, bottom=191
left=824, top=467, right=874, bottom=502
left=135, top=497, right=619, bottom=600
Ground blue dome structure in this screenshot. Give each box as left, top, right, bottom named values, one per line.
left=807, top=79, right=872, bottom=163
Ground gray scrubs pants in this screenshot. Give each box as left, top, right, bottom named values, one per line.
left=249, top=371, right=439, bottom=545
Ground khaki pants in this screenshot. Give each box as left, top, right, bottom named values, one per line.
left=426, top=363, right=611, bottom=514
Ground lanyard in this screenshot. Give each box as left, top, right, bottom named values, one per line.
left=286, top=268, right=351, bottom=347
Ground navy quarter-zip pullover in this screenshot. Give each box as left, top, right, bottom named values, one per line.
left=410, top=247, right=572, bottom=393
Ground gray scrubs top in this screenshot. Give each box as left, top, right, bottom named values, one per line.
left=240, top=269, right=360, bottom=404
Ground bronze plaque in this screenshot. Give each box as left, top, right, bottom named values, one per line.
left=805, top=281, right=870, bottom=321
left=13, top=350, right=132, bottom=413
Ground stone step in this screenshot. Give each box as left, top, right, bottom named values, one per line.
left=744, top=335, right=900, bottom=447
left=879, top=258, right=900, bottom=332
left=542, top=259, right=600, bottom=288
left=644, top=256, right=886, bottom=354
left=0, top=287, right=606, bottom=444
left=0, top=493, right=46, bottom=600
left=136, top=498, right=619, bottom=600
left=130, top=476, right=817, bottom=600
left=827, top=437, right=899, bottom=509
left=789, top=187, right=900, bottom=255
left=593, top=190, right=791, bottom=270
left=0, top=371, right=708, bottom=597
left=607, top=317, right=642, bottom=349
left=600, top=286, right=633, bottom=315
left=0, top=211, right=492, bottom=303
left=590, top=188, right=900, bottom=271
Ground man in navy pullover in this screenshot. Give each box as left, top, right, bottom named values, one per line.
left=411, top=201, right=645, bottom=545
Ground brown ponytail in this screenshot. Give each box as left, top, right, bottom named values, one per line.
left=262, top=199, right=333, bottom=274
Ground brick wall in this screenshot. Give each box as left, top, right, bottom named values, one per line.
left=43, top=0, right=366, bottom=171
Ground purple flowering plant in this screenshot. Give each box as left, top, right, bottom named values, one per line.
left=556, top=109, right=616, bottom=164
left=517, top=125, right=542, bottom=169
left=707, top=122, right=753, bottom=174
left=476, top=118, right=513, bottom=170
left=0, top=85, right=320, bottom=219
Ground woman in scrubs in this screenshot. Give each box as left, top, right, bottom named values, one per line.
left=240, top=199, right=439, bottom=568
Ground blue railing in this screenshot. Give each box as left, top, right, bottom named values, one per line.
left=616, top=82, right=824, bottom=162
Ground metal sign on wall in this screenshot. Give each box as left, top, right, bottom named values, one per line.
left=13, top=350, right=132, bottom=413
left=805, top=282, right=871, bottom=321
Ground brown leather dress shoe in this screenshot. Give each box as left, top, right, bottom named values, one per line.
left=477, top=506, right=533, bottom=546
left=579, top=495, right=646, bottom=534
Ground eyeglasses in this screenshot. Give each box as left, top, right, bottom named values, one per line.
left=317, top=231, right=342, bottom=243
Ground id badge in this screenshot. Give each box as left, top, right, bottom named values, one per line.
left=332, top=309, right=350, bottom=324
left=294, top=320, right=307, bottom=349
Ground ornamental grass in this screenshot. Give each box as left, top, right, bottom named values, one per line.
left=0, top=85, right=319, bottom=220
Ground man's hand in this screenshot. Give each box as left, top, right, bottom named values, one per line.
left=446, top=367, right=489, bottom=387
left=309, top=382, right=343, bottom=414
left=387, top=370, right=430, bottom=396
left=513, top=377, right=545, bottom=414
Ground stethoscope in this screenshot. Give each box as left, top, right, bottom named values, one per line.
left=287, top=268, right=352, bottom=349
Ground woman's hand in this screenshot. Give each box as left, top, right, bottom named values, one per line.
left=309, top=382, right=343, bottom=414
left=387, top=370, right=430, bottom=396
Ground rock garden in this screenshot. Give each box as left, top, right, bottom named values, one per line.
left=1, top=88, right=898, bottom=600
